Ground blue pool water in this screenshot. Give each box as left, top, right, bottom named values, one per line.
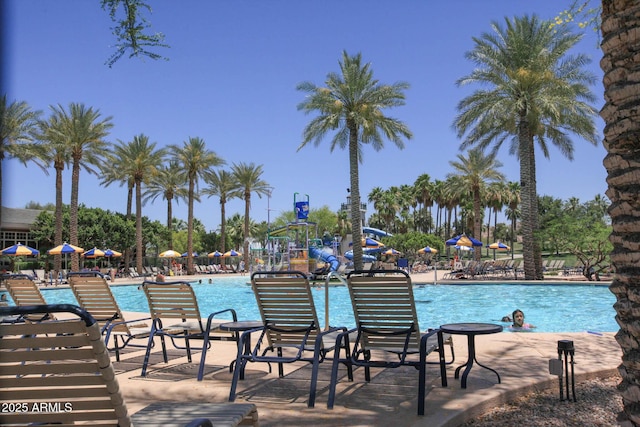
left=38, top=277, right=617, bottom=334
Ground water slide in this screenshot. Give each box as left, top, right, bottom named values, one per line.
left=309, top=247, right=340, bottom=271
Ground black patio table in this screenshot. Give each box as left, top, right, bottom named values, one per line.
left=439, top=322, right=503, bottom=388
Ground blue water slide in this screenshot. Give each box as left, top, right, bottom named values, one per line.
left=309, top=247, right=340, bottom=271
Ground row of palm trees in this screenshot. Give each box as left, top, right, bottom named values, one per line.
left=0, top=100, right=270, bottom=275
left=367, top=153, right=521, bottom=252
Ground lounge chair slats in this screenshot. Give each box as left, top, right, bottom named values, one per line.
left=0, top=304, right=258, bottom=427
left=327, top=270, right=448, bottom=416
left=68, top=271, right=152, bottom=361
left=229, top=271, right=352, bottom=408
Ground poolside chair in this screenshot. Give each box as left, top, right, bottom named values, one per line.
left=4, top=274, right=56, bottom=321
left=140, top=280, right=238, bottom=381
left=67, top=271, right=151, bottom=361
left=229, top=271, right=353, bottom=408
left=327, top=269, right=448, bottom=416
left=0, top=304, right=259, bottom=427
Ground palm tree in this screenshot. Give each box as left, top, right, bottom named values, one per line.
left=144, top=161, right=188, bottom=250
left=120, top=134, right=165, bottom=274
left=202, top=169, right=241, bottom=260
left=297, top=51, right=412, bottom=270
left=448, top=149, right=505, bottom=261
left=414, top=174, right=434, bottom=233
left=169, top=137, right=224, bottom=275
left=230, top=162, right=270, bottom=267
left=0, top=96, right=43, bottom=226
left=49, top=103, right=113, bottom=271
left=34, top=111, right=70, bottom=277
left=454, top=15, right=599, bottom=279
left=600, top=3, right=640, bottom=423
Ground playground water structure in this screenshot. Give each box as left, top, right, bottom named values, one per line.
left=252, top=193, right=393, bottom=274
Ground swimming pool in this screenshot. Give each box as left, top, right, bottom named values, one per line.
left=38, top=277, right=617, bottom=333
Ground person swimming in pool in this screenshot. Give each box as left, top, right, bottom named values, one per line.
left=511, top=309, right=535, bottom=330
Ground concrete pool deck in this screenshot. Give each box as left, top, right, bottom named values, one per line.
left=101, top=270, right=618, bottom=427
left=114, top=320, right=620, bottom=427
left=4, top=269, right=619, bottom=426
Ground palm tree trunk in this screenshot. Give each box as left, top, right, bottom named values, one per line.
left=220, top=200, right=226, bottom=268
left=167, top=197, right=173, bottom=250
left=70, top=159, right=80, bottom=272
left=187, top=179, right=195, bottom=275
left=518, top=118, right=539, bottom=280
left=473, top=188, right=482, bottom=261
left=135, top=180, right=143, bottom=274
left=243, top=192, right=251, bottom=268
left=601, top=2, right=640, bottom=424
left=348, top=122, right=363, bottom=270
left=54, top=164, right=64, bottom=278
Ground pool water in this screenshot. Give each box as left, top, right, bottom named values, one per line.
left=38, top=277, right=617, bottom=334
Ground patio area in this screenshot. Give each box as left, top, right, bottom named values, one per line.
left=116, top=319, right=620, bottom=427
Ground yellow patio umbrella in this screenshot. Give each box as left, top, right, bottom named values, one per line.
left=159, top=249, right=182, bottom=258
left=82, top=247, right=105, bottom=259
left=418, top=246, right=438, bottom=254
left=48, top=242, right=84, bottom=255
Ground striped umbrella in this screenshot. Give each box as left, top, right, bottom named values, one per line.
left=48, top=242, right=84, bottom=255
left=103, top=249, right=122, bottom=258
left=418, top=246, right=438, bottom=254
left=1, top=243, right=40, bottom=257
left=82, top=247, right=105, bottom=259
left=223, top=250, right=242, bottom=257
left=208, top=251, right=223, bottom=258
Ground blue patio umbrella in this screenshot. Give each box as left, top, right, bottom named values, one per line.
left=181, top=252, right=199, bottom=257
left=488, top=242, right=510, bottom=250
left=208, top=251, right=223, bottom=258
left=382, top=248, right=401, bottom=256
left=82, top=247, right=105, bottom=259
left=223, top=250, right=241, bottom=257
left=1, top=242, right=39, bottom=257
left=445, top=234, right=483, bottom=247
left=103, top=249, right=122, bottom=258
left=48, top=242, right=84, bottom=255
left=418, top=246, right=438, bottom=254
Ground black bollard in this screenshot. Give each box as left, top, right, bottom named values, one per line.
left=557, top=340, right=576, bottom=402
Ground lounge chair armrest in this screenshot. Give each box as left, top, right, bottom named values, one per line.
left=205, top=308, right=238, bottom=330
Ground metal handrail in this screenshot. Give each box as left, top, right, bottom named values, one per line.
left=324, top=270, right=348, bottom=331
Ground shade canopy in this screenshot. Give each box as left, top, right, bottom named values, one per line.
left=489, top=242, right=510, bottom=250
left=103, top=249, right=122, bottom=257
left=418, top=246, right=438, bottom=254
left=82, top=247, right=105, bottom=259
left=208, top=251, right=223, bottom=258
left=181, top=252, right=199, bottom=257
left=159, top=249, right=182, bottom=258
left=223, top=250, right=242, bottom=257
left=445, top=234, right=483, bottom=247
left=1, top=243, right=40, bottom=257
left=48, top=242, right=84, bottom=255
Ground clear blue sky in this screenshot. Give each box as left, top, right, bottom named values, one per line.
left=4, top=0, right=606, bottom=233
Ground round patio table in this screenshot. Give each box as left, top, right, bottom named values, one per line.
left=439, top=323, right=503, bottom=388
left=220, top=321, right=264, bottom=380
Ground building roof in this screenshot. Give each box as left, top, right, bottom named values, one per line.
left=1, top=207, right=44, bottom=231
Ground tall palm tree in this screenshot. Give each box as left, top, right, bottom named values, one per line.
left=34, top=111, right=69, bottom=276
left=169, top=137, right=224, bottom=275
left=600, top=2, right=640, bottom=423
left=447, top=149, right=505, bottom=261
left=202, top=169, right=241, bottom=259
left=143, top=161, right=188, bottom=250
left=414, top=174, right=434, bottom=233
left=454, top=15, right=599, bottom=279
left=0, top=96, right=43, bottom=226
left=297, top=51, right=412, bottom=270
left=49, top=103, right=113, bottom=271
left=230, top=162, right=270, bottom=267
